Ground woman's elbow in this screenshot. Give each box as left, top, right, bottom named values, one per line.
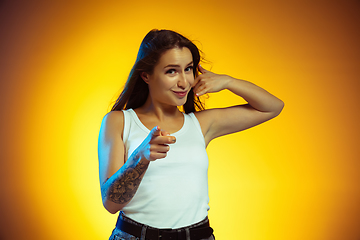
left=103, top=199, right=123, bottom=214
left=267, top=100, right=284, bottom=119
left=275, top=99, right=284, bottom=116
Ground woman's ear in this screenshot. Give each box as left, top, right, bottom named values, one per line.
left=141, top=72, right=150, bottom=84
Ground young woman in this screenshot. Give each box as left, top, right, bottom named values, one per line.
left=98, top=29, right=284, bottom=240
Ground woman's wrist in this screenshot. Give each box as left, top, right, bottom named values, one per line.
left=225, top=76, right=247, bottom=92
left=221, top=75, right=235, bottom=90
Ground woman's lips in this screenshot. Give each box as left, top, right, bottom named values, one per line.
left=172, top=90, right=188, bottom=98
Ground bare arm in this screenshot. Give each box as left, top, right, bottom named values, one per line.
left=98, top=112, right=175, bottom=214
left=100, top=149, right=150, bottom=213
left=193, top=65, right=284, bottom=145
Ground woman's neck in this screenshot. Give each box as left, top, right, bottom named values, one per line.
left=136, top=98, right=182, bottom=121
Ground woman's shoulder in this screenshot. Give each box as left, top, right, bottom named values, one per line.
left=103, top=110, right=124, bottom=121
left=100, top=110, right=125, bottom=135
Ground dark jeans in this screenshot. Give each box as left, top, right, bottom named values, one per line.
left=109, top=212, right=215, bottom=240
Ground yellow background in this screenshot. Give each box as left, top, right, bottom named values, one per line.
left=0, top=1, right=359, bottom=239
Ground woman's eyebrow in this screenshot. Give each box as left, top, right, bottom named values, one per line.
left=164, top=64, right=180, bottom=68
left=163, top=61, right=193, bottom=69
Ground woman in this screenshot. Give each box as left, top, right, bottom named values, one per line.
left=98, top=29, right=284, bottom=240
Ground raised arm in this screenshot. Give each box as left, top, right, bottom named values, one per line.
left=193, top=65, right=284, bottom=145
left=98, top=111, right=175, bottom=214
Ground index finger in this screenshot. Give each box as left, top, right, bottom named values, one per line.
left=192, top=71, right=204, bottom=88
left=160, top=130, right=170, bottom=136
left=152, top=135, right=176, bottom=145
left=198, top=64, right=207, bottom=74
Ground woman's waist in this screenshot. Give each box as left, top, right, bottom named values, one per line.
left=122, top=203, right=209, bottom=229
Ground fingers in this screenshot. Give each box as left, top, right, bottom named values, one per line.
left=160, top=130, right=170, bottom=136
left=192, top=76, right=201, bottom=94
left=151, top=127, right=175, bottom=143
left=193, top=66, right=228, bottom=96
left=152, top=134, right=176, bottom=145
left=198, top=64, right=207, bottom=74
left=150, top=125, right=161, bottom=137
left=149, top=126, right=175, bottom=143
left=151, top=144, right=170, bottom=154
left=194, top=78, right=209, bottom=97
left=145, top=126, right=176, bottom=161
left=192, top=65, right=206, bottom=88
left=148, top=152, right=167, bottom=161
left=194, top=81, right=208, bottom=97
left=150, top=126, right=173, bottom=138
left=147, top=135, right=175, bottom=160
left=193, top=65, right=209, bottom=96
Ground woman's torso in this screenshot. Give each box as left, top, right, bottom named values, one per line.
left=121, top=109, right=210, bottom=228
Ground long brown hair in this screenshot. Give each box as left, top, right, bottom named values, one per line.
left=111, top=29, right=204, bottom=113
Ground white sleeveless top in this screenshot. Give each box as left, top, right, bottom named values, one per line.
left=121, top=109, right=210, bottom=228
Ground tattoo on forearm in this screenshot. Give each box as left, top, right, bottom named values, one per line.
left=101, top=160, right=148, bottom=204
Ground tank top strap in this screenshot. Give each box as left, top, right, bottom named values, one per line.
left=188, top=112, right=205, bottom=145
left=122, top=109, right=132, bottom=144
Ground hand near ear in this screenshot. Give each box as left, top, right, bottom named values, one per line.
left=193, top=65, right=233, bottom=96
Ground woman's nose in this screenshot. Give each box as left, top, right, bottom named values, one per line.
left=177, top=72, right=187, bottom=88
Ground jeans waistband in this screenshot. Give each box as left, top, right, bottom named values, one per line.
left=116, top=212, right=213, bottom=240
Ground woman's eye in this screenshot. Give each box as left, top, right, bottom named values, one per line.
left=166, top=69, right=176, bottom=74
left=185, top=66, right=193, bottom=72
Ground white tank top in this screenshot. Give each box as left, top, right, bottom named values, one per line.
left=121, top=109, right=210, bottom=228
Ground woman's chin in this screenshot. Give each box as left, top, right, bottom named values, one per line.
left=177, top=99, right=187, bottom=106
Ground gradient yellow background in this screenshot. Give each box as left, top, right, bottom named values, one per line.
left=1, top=1, right=359, bottom=239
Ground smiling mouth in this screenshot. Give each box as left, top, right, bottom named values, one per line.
left=172, top=90, right=188, bottom=98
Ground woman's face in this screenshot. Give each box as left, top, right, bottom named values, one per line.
left=143, top=47, right=195, bottom=107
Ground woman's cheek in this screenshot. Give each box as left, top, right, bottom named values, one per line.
left=172, top=77, right=182, bottom=88
left=188, top=76, right=195, bottom=87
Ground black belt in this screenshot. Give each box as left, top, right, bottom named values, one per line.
left=116, top=216, right=213, bottom=240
